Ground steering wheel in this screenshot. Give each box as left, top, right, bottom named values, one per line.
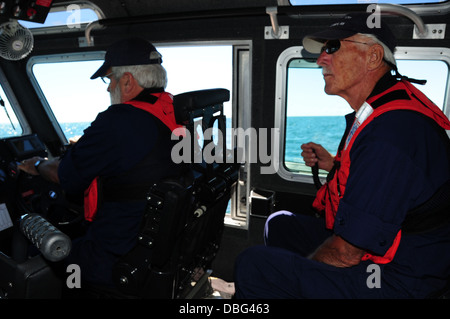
left=14, top=166, right=84, bottom=232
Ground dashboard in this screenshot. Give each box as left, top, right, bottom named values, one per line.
left=0, top=134, right=47, bottom=196
left=1, top=134, right=47, bottom=162
left=0, top=134, right=81, bottom=256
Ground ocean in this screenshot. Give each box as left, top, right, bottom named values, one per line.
left=60, top=122, right=91, bottom=140
left=285, top=116, right=345, bottom=164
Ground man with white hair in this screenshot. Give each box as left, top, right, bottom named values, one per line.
left=235, top=13, right=450, bottom=298
left=19, top=37, right=184, bottom=290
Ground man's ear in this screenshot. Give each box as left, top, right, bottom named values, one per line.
left=121, top=72, right=137, bottom=95
left=119, top=72, right=144, bottom=102
left=367, top=44, right=385, bottom=71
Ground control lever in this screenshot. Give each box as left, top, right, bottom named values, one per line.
left=312, top=162, right=322, bottom=190
left=311, top=148, right=322, bottom=189
left=20, top=213, right=71, bottom=262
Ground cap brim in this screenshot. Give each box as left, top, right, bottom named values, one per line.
left=302, top=29, right=357, bottom=54
left=90, top=62, right=110, bottom=80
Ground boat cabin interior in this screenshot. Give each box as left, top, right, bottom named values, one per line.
left=0, top=0, right=448, bottom=301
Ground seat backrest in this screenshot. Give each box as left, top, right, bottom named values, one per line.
left=112, top=88, right=238, bottom=298
left=174, top=88, right=231, bottom=178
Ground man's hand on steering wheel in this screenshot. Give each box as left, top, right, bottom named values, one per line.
left=18, top=156, right=47, bottom=176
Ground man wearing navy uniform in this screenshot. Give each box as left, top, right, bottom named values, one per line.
left=19, top=38, right=184, bottom=289
left=234, top=13, right=450, bottom=298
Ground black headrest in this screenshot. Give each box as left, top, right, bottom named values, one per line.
left=173, top=88, right=230, bottom=124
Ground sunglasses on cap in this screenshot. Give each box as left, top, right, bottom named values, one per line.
left=320, top=39, right=370, bottom=54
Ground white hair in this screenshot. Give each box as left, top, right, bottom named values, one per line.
left=359, top=33, right=397, bottom=68
left=111, top=64, right=168, bottom=89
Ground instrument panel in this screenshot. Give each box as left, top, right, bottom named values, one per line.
left=0, top=134, right=47, bottom=162
left=0, top=134, right=50, bottom=253
left=0, top=0, right=54, bottom=24
left=0, top=134, right=47, bottom=210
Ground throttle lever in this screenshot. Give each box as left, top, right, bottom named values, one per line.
left=311, top=149, right=322, bottom=189
left=312, top=162, right=322, bottom=190
left=20, top=213, right=71, bottom=262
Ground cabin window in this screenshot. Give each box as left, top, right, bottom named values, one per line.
left=158, top=45, right=233, bottom=122
left=19, top=5, right=101, bottom=29
left=276, top=47, right=450, bottom=183
left=29, top=45, right=233, bottom=143
left=29, top=44, right=240, bottom=219
left=0, top=79, right=23, bottom=138
left=30, top=56, right=110, bottom=142
left=284, top=58, right=347, bottom=175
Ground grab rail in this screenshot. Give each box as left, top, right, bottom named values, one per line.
left=378, top=3, right=428, bottom=37
left=84, top=3, right=431, bottom=45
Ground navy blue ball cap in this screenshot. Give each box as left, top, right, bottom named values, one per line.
left=91, top=37, right=162, bottom=79
left=303, top=12, right=396, bottom=54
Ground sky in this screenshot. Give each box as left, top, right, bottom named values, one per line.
left=287, top=60, right=449, bottom=117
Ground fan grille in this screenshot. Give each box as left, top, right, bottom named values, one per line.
left=0, top=22, right=34, bottom=61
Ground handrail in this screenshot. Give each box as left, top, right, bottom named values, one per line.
left=83, top=3, right=433, bottom=45
left=266, top=6, right=281, bottom=38
left=84, top=20, right=103, bottom=46
left=377, top=3, right=428, bottom=37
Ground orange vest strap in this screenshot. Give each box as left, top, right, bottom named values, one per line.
left=84, top=176, right=99, bottom=222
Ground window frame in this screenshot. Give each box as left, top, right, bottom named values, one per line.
left=274, top=46, right=450, bottom=184
left=26, top=40, right=252, bottom=228
left=27, top=51, right=107, bottom=144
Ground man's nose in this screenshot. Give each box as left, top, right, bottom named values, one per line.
left=316, top=51, right=329, bottom=67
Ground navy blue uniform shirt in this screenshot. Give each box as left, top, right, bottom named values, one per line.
left=58, top=89, right=182, bottom=286
left=334, top=74, right=450, bottom=295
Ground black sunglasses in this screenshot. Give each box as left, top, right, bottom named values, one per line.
left=320, top=39, right=370, bottom=54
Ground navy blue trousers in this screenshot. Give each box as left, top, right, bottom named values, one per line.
left=234, top=211, right=398, bottom=299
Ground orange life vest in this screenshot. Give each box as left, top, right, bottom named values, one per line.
left=312, top=80, right=450, bottom=264
left=84, top=92, right=185, bottom=222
